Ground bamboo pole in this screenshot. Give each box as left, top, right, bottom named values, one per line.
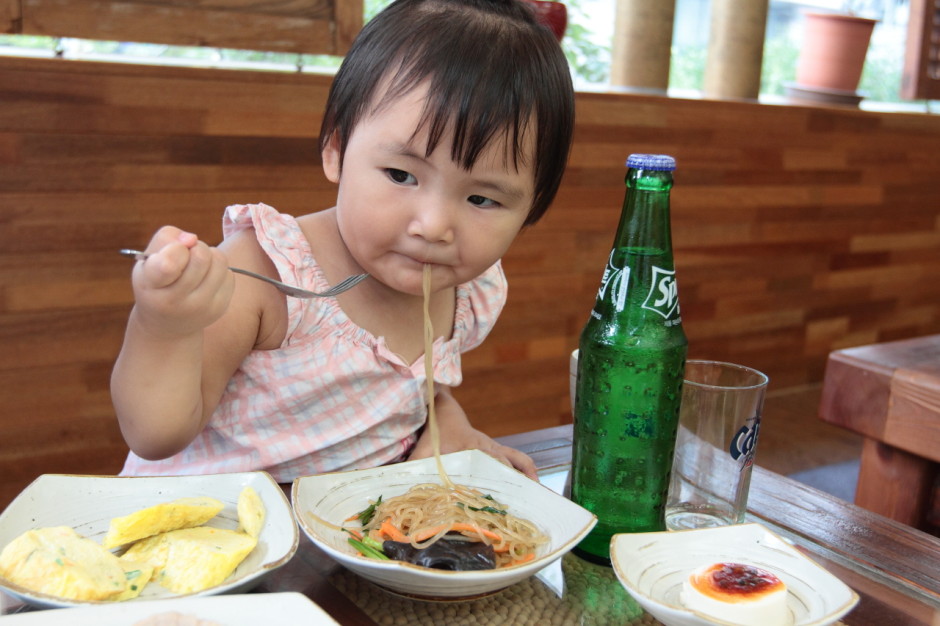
left=703, top=0, right=769, bottom=100
left=609, top=0, right=676, bottom=93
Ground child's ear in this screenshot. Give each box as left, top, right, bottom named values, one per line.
left=321, top=133, right=341, bottom=183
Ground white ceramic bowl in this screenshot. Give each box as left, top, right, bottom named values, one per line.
left=610, top=523, right=859, bottom=626
left=293, top=450, right=597, bottom=600
left=0, top=472, right=298, bottom=609
left=0, top=592, right=337, bottom=625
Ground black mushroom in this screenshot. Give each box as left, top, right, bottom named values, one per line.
left=383, top=538, right=497, bottom=571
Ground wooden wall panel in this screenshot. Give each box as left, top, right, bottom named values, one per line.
left=1, top=56, right=939, bottom=509
left=1, top=0, right=17, bottom=33
left=14, top=0, right=361, bottom=56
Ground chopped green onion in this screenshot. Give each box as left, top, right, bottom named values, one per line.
left=347, top=537, right=389, bottom=560
left=361, top=535, right=385, bottom=553
left=356, top=495, right=383, bottom=526
left=457, top=502, right=507, bottom=515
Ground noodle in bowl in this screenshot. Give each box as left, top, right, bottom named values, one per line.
left=292, top=450, right=597, bottom=599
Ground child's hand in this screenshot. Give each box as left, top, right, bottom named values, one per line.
left=408, top=387, right=538, bottom=480
left=131, top=226, right=235, bottom=338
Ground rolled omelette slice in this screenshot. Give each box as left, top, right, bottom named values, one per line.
left=103, top=497, right=224, bottom=549
left=237, top=486, right=266, bottom=538
left=0, top=526, right=127, bottom=601
left=123, top=526, right=257, bottom=594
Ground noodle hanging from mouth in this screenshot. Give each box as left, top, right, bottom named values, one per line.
left=423, top=263, right=455, bottom=490
left=340, top=264, right=548, bottom=569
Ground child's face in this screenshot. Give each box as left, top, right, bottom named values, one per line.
left=322, top=82, right=535, bottom=296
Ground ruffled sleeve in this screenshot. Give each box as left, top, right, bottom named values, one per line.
left=221, top=203, right=320, bottom=343
left=453, top=260, right=507, bottom=353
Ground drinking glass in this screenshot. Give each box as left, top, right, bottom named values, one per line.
left=665, top=360, right=769, bottom=530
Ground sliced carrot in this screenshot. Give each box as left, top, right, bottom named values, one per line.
left=411, top=524, right=449, bottom=542
left=410, top=522, right=510, bottom=552
left=450, top=523, right=503, bottom=542
left=379, top=519, right=409, bottom=543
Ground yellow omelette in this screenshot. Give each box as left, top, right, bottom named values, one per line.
left=0, top=526, right=130, bottom=601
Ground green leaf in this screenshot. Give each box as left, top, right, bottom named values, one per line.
left=356, top=495, right=382, bottom=526
left=347, top=536, right=389, bottom=560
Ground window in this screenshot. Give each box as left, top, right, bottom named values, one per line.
left=0, top=0, right=932, bottom=109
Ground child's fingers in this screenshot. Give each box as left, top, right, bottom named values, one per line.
left=145, top=226, right=198, bottom=255
left=132, top=228, right=200, bottom=289
left=494, top=445, right=538, bottom=481
left=136, top=244, right=194, bottom=290
left=131, top=241, right=233, bottom=337
left=184, top=246, right=235, bottom=314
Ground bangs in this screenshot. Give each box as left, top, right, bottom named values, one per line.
left=375, top=12, right=537, bottom=173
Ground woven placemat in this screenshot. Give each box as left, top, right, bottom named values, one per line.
left=329, top=553, right=658, bottom=625
left=329, top=553, right=850, bottom=625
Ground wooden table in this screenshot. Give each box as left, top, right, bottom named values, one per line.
left=819, top=335, right=940, bottom=531
left=3, top=425, right=940, bottom=624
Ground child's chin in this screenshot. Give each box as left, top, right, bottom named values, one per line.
left=376, top=274, right=424, bottom=296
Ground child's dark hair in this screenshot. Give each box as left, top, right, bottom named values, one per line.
left=319, top=0, right=574, bottom=226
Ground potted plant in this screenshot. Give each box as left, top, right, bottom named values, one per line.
left=523, top=0, right=567, bottom=41
left=788, top=1, right=878, bottom=106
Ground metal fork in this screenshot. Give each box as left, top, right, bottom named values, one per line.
left=119, top=249, right=369, bottom=299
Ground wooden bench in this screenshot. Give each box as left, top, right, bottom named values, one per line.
left=819, top=335, right=940, bottom=534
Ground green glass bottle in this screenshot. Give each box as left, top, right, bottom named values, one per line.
left=571, top=153, right=688, bottom=565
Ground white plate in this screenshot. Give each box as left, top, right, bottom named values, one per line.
left=293, top=450, right=597, bottom=600
left=611, top=523, right=859, bottom=626
left=0, top=472, right=298, bottom=609
left=0, top=592, right=337, bottom=625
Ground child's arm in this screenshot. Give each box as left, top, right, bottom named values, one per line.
left=408, top=386, right=538, bottom=480
left=110, top=226, right=268, bottom=460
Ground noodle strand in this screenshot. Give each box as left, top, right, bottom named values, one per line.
left=423, top=264, right=454, bottom=489
left=336, top=264, right=548, bottom=569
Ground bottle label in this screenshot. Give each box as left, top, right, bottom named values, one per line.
left=594, top=252, right=683, bottom=323
left=641, top=266, right=680, bottom=320
left=597, top=250, right=631, bottom=313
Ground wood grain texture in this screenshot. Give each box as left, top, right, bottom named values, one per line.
left=855, top=438, right=936, bottom=528
left=2, top=57, right=940, bottom=510
left=819, top=335, right=940, bottom=530
left=15, top=0, right=361, bottom=56
left=820, top=335, right=940, bottom=461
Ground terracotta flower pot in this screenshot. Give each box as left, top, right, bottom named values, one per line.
left=795, top=12, right=877, bottom=94
left=523, top=0, right=567, bottom=42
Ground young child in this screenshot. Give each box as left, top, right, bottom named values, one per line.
left=111, top=0, right=574, bottom=482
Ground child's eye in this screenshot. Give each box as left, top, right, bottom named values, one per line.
left=386, top=168, right=416, bottom=185
left=468, top=195, right=499, bottom=208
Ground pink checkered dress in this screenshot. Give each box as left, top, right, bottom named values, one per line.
left=121, top=203, right=507, bottom=482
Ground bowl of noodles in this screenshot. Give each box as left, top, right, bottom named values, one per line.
left=292, top=450, right=596, bottom=599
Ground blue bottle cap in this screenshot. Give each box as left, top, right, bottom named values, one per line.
left=626, top=154, right=676, bottom=171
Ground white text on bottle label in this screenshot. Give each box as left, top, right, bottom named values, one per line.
left=596, top=250, right=631, bottom=314
left=641, top=266, right=680, bottom=319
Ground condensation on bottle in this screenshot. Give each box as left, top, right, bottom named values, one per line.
left=570, top=153, right=688, bottom=565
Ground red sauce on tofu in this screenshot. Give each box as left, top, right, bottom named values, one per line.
left=708, top=563, right=781, bottom=595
